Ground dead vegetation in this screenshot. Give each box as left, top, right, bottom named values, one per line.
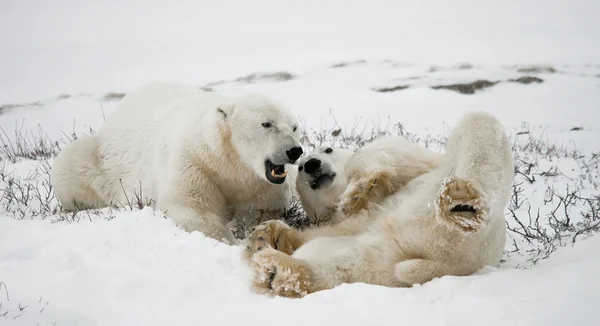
left=372, top=85, right=410, bottom=93
left=0, top=115, right=597, bottom=268
left=0, top=101, right=42, bottom=115
left=431, top=80, right=499, bottom=94
left=514, top=64, right=557, bottom=74
left=502, top=125, right=599, bottom=267
left=234, top=71, right=295, bottom=83
left=330, top=60, right=367, bottom=68
left=428, top=63, right=474, bottom=72
left=102, top=92, right=126, bottom=101
left=0, top=124, right=58, bottom=163
left=204, top=71, right=296, bottom=88
left=509, top=76, right=544, bottom=84
left=373, top=75, right=546, bottom=95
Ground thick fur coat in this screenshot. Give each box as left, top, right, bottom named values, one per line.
left=51, top=81, right=303, bottom=244
left=244, top=112, right=514, bottom=297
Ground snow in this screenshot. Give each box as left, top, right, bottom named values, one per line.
left=1, top=209, right=599, bottom=326
left=2, top=0, right=600, bottom=102
left=1, top=0, right=600, bottom=325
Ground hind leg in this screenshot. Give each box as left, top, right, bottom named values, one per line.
left=397, top=112, right=514, bottom=285
left=434, top=112, right=514, bottom=232
left=51, top=136, right=108, bottom=211
left=394, top=259, right=461, bottom=286
left=436, top=178, right=487, bottom=232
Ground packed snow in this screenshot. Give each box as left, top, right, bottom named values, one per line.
left=1, top=1, right=600, bottom=325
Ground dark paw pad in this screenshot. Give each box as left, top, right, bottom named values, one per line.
left=450, top=204, right=477, bottom=213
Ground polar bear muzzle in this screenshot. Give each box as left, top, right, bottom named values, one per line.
left=265, top=160, right=288, bottom=184
left=300, top=158, right=337, bottom=190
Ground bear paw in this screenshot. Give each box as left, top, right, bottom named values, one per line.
left=242, top=220, right=301, bottom=263
left=435, top=178, right=487, bottom=233
left=251, top=247, right=312, bottom=298
left=338, top=170, right=393, bottom=216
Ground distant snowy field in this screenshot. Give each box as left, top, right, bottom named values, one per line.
left=1, top=1, right=600, bottom=325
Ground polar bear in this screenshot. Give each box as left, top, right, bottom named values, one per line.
left=51, top=81, right=304, bottom=244
left=294, top=146, right=354, bottom=225
left=243, top=112, right=514, bottom=297
left=294, top=138, right=441, bottom=226
left=243, top=135, right=443, bottom=257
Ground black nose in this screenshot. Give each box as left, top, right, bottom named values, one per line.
left=286, top=146, right=303, bottom=162
left=303, top=158, right=321, bottom=174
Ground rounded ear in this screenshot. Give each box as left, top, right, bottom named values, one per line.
left=216, top=103, right=234, bottom=120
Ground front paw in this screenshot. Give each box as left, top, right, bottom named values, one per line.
left=242, top=220, right=298, bottom=262
left=251, top=247, right=312, bottom=298
left=338, top=170, right=394, bottom=216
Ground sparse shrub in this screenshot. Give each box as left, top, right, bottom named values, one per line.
left=103, top=92, right=126, bottom=101
left=1, top=115, right=598, bottom=269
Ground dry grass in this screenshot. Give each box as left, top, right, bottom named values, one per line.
left=0, top=116, right=597, bottom=268
left=431, top=80, right=499, bottom=94
left=204, top=71, right=295, bottom=89
left=102, top=92, right=126, bottom=101
left=330, top=60, right=367, bottom=68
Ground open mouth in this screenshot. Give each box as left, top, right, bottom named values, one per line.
left=310, top=173, right=336, bottom=190
left=265, top=160, right=288, bottom=184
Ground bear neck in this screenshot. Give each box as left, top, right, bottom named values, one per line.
left=189, top=124, right=266, bottom=189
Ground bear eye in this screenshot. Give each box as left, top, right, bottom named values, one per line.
left=293, top=126, right=298, bottom=132
left=261, top=122, right=272, bottom=128
left=325, top=148, right=333, bottom=154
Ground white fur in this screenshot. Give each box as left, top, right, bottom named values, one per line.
left=295, top=146, right=354, bottom=224
left=294, top=137, right=442, bottom=225
left=51, top=81, right=303, bottom=244
left=259, top=112, right=515, bottom=292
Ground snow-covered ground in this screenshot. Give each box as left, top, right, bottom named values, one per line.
left=1, top=1, right=600, bottom=325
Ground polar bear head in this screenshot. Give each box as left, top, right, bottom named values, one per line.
left=295, top=146, right=354, bottom=222
left=217, top=93, right=303, bottom=185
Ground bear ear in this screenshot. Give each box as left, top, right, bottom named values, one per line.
left=216, top=103, right=234, bottom=120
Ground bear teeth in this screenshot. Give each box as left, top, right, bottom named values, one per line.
left=271, top=169, right=288, bottom=179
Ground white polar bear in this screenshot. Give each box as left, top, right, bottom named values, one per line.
left=294, top=146, right=354, bottom=225
left=244, top=112, right=514, bottom=297
left=294, top=138, right=440, bottom=226
left=51, top=81, right=304, bottom=244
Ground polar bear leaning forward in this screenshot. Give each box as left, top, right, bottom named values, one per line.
left=51, top=81, right=304, bottom=244
left=244, top=112, right=514, bottom=297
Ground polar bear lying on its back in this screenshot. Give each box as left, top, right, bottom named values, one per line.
left=254, top=136, right=445, bottom=256
left=294, top=137, right=443, bottom=226
left=51, top=81, right=304, bottom=244
left=244, top=112, right=514, bottom=298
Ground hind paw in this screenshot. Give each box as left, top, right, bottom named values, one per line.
left=251, top=247, right=312, bottom=298
left=436, top=178, right=487, bottom=233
